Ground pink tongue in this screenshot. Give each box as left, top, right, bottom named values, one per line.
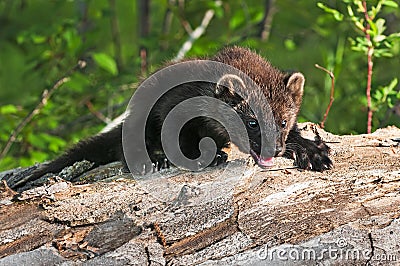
left=258, top=157, right=274, bottom=167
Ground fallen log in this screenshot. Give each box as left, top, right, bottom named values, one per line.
left=1, top=124, right=399, bottom=265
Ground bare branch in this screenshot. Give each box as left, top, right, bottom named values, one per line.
left=161, top=0, right=176, bottom=50
left=259, top=0, right=276, bottom=41
left=315, top=64, right=335, bottom=129
left=85, top=100, right=112, bottom=124
left=0, top=61, right=87, bottom=161
left=362, top=1, right=374, bottom=134
left=138, top=0, right=150, bottom=75
left=173, top=1, right=220, bottom=62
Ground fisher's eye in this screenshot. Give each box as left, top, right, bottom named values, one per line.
left=281, top=120, right=287, bottom=128
left=247, top=119, right=259, bottom=130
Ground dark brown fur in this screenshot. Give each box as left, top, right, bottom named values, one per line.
left=10, top=47, right=332, bottom=189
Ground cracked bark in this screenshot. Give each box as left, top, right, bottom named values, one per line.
left=1, top=124, right=399, bottom=265
left=366, top=232, right=375, bottom=265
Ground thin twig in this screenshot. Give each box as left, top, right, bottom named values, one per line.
left=176, top=0, right=193, bottom=34
left=162, top=0, right=174, bottom=35
left=259, top=0, right=276, bottom=41
left=173, top=1, right=220, bottom=62
left=138, top=0, right=150, bottom=75
left=140, top=48, right=148, bottom=75
left=161, top=0, right=175, bottom=50
left=0, top=61, right=86, bottom=161
left=315, top=64, right=335, bottom=129
left=362, top=1, right=374, bottom=134
left=85, top=100, right=112, bottom=124
left=175, top=11, right=193, bottom=35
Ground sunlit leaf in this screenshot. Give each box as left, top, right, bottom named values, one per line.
left=0, top=105, right=19, bottom=115
left=31, top=34, right=47, bottom=44
left=375, top=18, right=386, bottom=35
left=92, top=53, right=118, bottom=76
left=284, top=39, right=296, bottom=51
left=382, top=0, right=398, bottom=8
left=229, top=10, right=246, bottom=30
left=317, top=3, right=344, bottom=21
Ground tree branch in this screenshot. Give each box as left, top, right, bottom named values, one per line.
left=173, top=1, right=220, bottom=62
left=0, top=61, right=86, bottom=161
left=315, top=64, right=335, bottom=129
left=85, top=100, right=112, bottom=124
left=363, top=1, right=373, bottom=134
left=259, top=0, right=276, bottom=41
left=138, top=0, right=150, bottom=75
left=161, top=0, right=175, bottom=50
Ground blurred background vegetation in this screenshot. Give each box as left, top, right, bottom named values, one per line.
left=0, top=0, right=399, bottom=170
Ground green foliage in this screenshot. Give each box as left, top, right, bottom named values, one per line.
left=373, top=78, right=399, bottom=110
left=92, top=53, right=119, bottom=76
left=343, top=0, right=400, bottom=57
left=317, top=3, right=344, bottom=21
left=0, top=0, right=399, bottom=170
left=318, top=0, right=400, bottom=132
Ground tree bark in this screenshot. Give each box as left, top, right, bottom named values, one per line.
left=1, top=124, right=400, bottom=265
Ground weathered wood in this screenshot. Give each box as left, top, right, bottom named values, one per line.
left=0, top=124, right=399, bottom=265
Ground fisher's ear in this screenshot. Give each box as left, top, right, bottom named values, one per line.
left=284, top=72, right=305, bottom=108
left=215, top=74, right=246, bottom=96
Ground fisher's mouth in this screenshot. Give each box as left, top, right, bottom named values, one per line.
left=250, top=149, right=274, bottom=168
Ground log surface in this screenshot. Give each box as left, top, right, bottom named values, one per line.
left=1, top=124, right=399, bottom=265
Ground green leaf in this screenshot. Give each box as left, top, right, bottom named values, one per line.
left=382, top=0, right=398, bottom=8
left=43, top=134, right=67, bottom=152
left=387, top=97, right=394, bottom=108
left=207, top=1, right=224, bottom=18
left=387, top=32, right=400, bottom=40
left=317, top=3, right=344, bottom=21
left=27, top=133, right=47, bottom=149
left=374, top=35, right=386, bottom=43
left=0, top=104, right=19, bottom=114
left=16, top=34, right=26, bottom=44
left=347, top=4, right=354, bottom=17
left=31, top=34, right=47, bottom=44
left=355, top=0, right=364, bottom=13
left=252, top=10, right=264, bottom=24
left=374, top=90, right=383, bottom=101
left=214, top=7, right=224, bottom=19
left=375, top=18, right=386, bottom=35
left=92, top=53, right=118, bottom=76
left=63, top=29, right=82, bottom=52
left=229, top=11, right=246, bottom=30
left=284, top=39, right=296, bottom=51
left=387, top=78, right=398, bottom=91
left=367, top=19, right=377, bottom=36
left=65, top=72, right=91, bottom=93
left=355, top=21, right=365, bottom=31
left=24, top=151, right=48, bottom=166
left=27, top=133, right=67, bottom=152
